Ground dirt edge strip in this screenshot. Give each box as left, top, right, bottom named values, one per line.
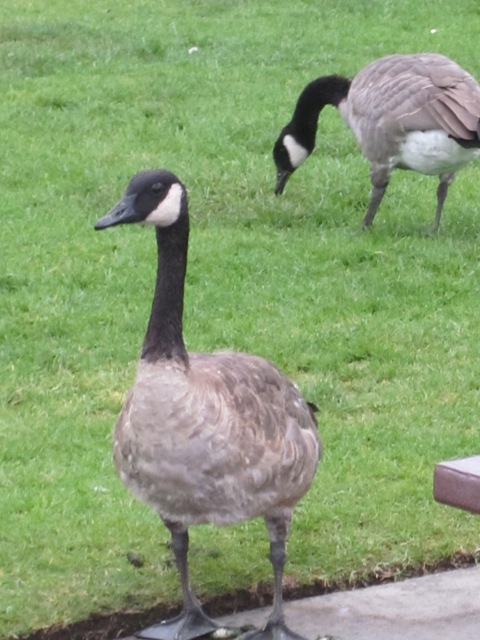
left=7, top=549, right=479, bottom=640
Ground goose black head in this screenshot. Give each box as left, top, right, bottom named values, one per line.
left=95, top=169, right=186, bottom=230
left=273, top=129, right=309, bottom=195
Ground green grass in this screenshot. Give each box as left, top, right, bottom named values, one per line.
left=1, top=0, right=480, bottom=636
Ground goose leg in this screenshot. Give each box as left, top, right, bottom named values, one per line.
left=430, top=173, right=455, bottom=233
left=240, top=516, right=306, bottom=640
left=136, top=523, right=218, bottom=640
left=362, top=168, right=390, bottom=228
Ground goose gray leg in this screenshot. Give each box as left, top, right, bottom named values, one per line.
left=362, top=184, right=387, bottom=228
left=136, top=522, right=218, bottom=640
left=430, top=173, right=455, bottom=233
left=240, top=515, right=306, bottom=640
left=362, top=168, right=390, bottom=228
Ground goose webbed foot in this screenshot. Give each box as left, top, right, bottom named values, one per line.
left=136, top=605, right=219, bottom=640
left=352, top=222, right=372, bottom=236
left=238, top=620, right=307, bottom=640
left=421, top=221, right=440, bottom=237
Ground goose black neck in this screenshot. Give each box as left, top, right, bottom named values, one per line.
left=141, top=216, right=189, bottom=367
left=290, top=75, right=351, bottom=150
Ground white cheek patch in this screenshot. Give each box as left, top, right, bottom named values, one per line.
left=283, top=134, right=309, bottom=168
left=144, top=183, right=183, bottom=227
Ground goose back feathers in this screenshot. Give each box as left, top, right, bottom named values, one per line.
left=95, top=169, right=320, bottom=640
left=343, top=53, right=480, bottom=163
left=274, top=53, right=480, bottom=231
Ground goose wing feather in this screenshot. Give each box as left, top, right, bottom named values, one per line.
left=113, top=352, right=320, bottom=527
left=346, top=53, right=480, bottom=159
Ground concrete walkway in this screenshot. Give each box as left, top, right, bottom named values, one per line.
left=218, top=565, right=480, bottom=640
left=125, top=566, right=480, bottom=640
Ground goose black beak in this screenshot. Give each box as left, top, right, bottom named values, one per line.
left=94, top=194, right=139, bottom=230
left=274, top=169, right=292, bottom=195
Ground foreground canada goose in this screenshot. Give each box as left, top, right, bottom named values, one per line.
left=273, top=53, right=480, bottom=231
left=94, top=169, right=321, bottom=640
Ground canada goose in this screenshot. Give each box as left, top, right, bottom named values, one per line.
left=273, top=53, right=480, bottom=231
left=94, top=169, right=321, bottom=640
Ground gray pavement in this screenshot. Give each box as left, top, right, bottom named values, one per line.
left=124, top=566, right=480, bottom=640
left=218, top=565, right=480, bottom=640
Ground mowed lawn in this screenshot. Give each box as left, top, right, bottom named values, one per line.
left=1, top=0, right=480, bottom=637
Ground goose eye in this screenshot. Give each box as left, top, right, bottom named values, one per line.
left=151, top=182, right=165, bottom=196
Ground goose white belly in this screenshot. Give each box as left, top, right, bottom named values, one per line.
left=397, top=130, right=480, bottom=175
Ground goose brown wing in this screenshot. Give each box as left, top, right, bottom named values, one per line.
left=188, top=352, right=320, bottom=506
left=350, top=53, right=480, bottom=143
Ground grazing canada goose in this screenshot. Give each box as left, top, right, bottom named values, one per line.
left=273, top=53, right=480, bottom=231
left=94, top=169, right=321, bottom=640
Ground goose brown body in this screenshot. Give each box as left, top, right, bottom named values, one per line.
left=95, top=169, right=320, bottom=640
left=274, top=53, right=480, bottom=231
left=342, top=53, right=480, bottom=167
left=114, top=352, right=319, bottom=528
